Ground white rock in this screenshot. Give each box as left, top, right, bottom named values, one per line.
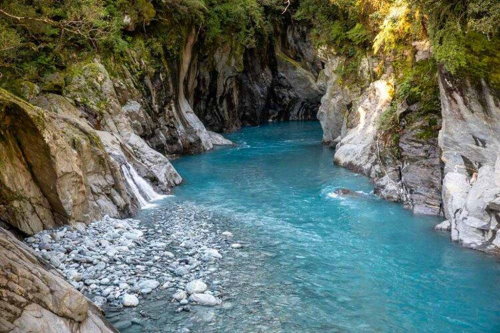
left=106, top=247, right=118, bottom=257
left=434, top=220, right=451, bottom=231
left=221, top=231, right=233, bottom=238
left=208, top=131, right=233, bottom=146
left=123, top=230, right=143, bottom=240
left=119, top=282, right=130, bottom=290
left=73, top=222, right=87, bottom=232
left=189, top=293, right=221, bottom=306
left=231, top=243, right=242, bottom=249
left=93, top=296, right=107, bottom=308
left=186, top=280, right=207, bottom=294
left=123, top=294, right=139, bottom=307
left=100, top=277, right=110, bottom=284
left=67, top=270, right=82, bottom=282
left=203, top=248, right=222, bottom=260
left=173, top=290, right=187, bottom=301
left=113, top=221, right=130, bottom=230
left=164, top=251, right=175, bottom=258
left=138, top=279, right=160, bottom=290
left=181, top=240, right=195, bottom=249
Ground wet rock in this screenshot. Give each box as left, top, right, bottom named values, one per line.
left=202, top=248, right=222, bottom=260
left=186, top=280, right=208, bottom=294
left=138, top=279, right=160, bottom=290
left=93, top=296, right=107, bottom=308
left=175, top=266, right=190, bottom=276
left=189, top=293, right=221, bottom=306
left=435, top=220, right=451, bottom=231
left=173, top=290, right=187, bottom=301
left=332, top=188, right=361, bottom=197
left=123, top=294, right=139, bottom=307
left=438, top=70, right=500, bottom=253
left=0, top=227, right=114, bottom=332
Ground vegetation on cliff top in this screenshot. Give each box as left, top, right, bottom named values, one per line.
left=1, top=1, right=497, bottom=85
left=0, top=0, right=497, bottom=136
left=294, top=0, right=499, bottom=88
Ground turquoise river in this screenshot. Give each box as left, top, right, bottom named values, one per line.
left=108, top=122, right=500, bottom=332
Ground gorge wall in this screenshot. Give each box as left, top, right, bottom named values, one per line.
left=317, top=51, right=500, bottom=253
left=0, top=11, right=323, bottom=331
left=0, top=0, right=499, bottom=330
left=193, top=19, right=324, bottom=132
left=0, top=19, right=322, bottom=236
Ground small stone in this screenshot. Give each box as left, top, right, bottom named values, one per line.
left=122, top=294, right=139, bottom=307
left=435, top=220, right=451, bottom=231
left=138, top=279, right=160, bottom=290
left=189, top=293, right=221, bottom=306
left=103, top=287, right=114, bottom=297
left=73, top=222, right=86, bottom=233
left=93, top=296, right=107, bottom=308
left=173, top=290, right=187, bottom=301
left=174, top=266, right=189, bottom=276
left=164, top=251, right=175, bottom=258
left=181, top=240, right=195, bottom=249
left=221, top=231, right=233, bottom=238
left=231, top=243, right=243, bottom=249
left=39, top=243, right=52, bottom=250
left=49, top=256, right=62, bottom=268
left=123, top=230, right=143, bottom=240
left=186, top=280, right=207, bottom=294
left=202, top=248, right=222, bottom=261
left=119, top=282, right=130, bottom=290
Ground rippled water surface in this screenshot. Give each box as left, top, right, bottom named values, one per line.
left=109, top=122, right=500, bottom=332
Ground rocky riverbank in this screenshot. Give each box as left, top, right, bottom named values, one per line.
left=24, top=202, right=243, bottom=315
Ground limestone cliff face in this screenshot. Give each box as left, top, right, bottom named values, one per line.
left=0, top=24, right=242, bottom=331
left=0, top=27, right=246, bottom=235
left=319, top=54, right=499, bottom=252
left=192, top=20, right=325, bottom=132
left=438, top=70, right=500, bottom=252
left=0, top=89, right=139, bottom=235
left=0, top=227, right=116, bottom=333
left=319, top=55, right=442, bottom=216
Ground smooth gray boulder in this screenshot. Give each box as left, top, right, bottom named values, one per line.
left=189, top=293, right=221, bottom=306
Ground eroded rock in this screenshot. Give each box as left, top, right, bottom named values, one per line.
left=0, top=227, right=115, bottom=332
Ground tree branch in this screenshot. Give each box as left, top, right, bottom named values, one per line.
left=282, top=0, right=291, bottom=14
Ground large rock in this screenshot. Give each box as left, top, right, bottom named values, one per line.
left=333, top=76, right=394, bottom=177
left=319, top=52, right=443, bottom=216
left=317, top=57, right=349, bottom=146
left=438, top=71, right=500, bottom=252
left=0, top=89, right=137, bottom=234
left=0, top=227, right=116, bottom=332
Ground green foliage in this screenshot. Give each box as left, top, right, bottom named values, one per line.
left=204, top=0, right=265, bottom=47
left=0, top=0, right=288, bottom=85
left=415, top=0, right=500, bottom=88
left=347, top=23, right=370, bottom=46
left=379, top=58, right=440, bottom=136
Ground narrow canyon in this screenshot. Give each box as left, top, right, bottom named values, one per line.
left=0, top=1, right=499, bottom=332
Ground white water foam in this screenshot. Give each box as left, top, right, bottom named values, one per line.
left=121, top=163, right=167, bottom=209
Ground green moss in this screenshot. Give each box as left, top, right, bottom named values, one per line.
left=0, top=88, right=47, bottom=130
left=276, top=51, right=303, bottom=69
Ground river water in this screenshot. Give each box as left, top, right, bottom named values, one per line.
left=108, top=122, right=500, bottom=332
